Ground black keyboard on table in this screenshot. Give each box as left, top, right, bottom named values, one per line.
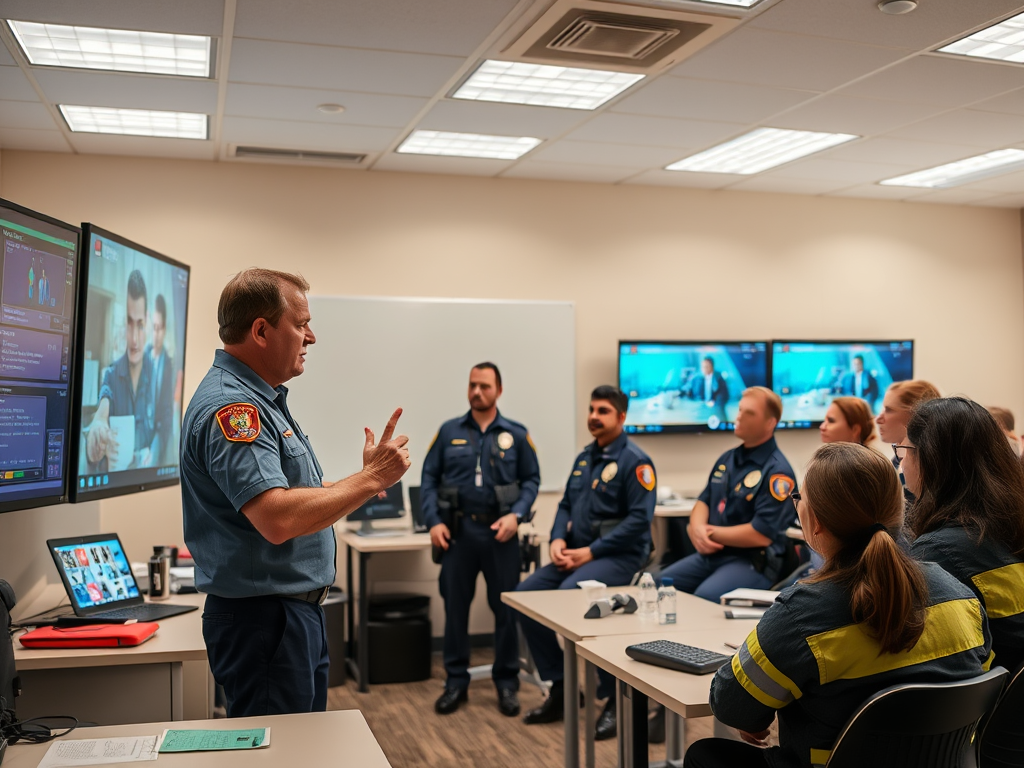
left=88, top=603, right=197, bottom=621
left=625, top=639, right=732, bottom=675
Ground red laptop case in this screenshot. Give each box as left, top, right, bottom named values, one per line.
left=19, top=622, right=159, bottom=648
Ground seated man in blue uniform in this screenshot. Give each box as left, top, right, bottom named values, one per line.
left=516, top=385, right=657, bottom=741
left=422, top=362, right=541, bottom=717
left=662, top=386, right=796, bottom=601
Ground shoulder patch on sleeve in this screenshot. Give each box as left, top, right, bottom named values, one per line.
left=215, top=403, right=262, bottom=443
left=526, top=433, right=537, bottom=452
left=769, top=474, right=795, bottom=502
left=636, top=464, right=656, bottom=492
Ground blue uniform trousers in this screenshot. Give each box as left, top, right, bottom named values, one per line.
left=440, top=518, right=522, bottom=691
left=203, top=593, right=329, bottom=717
left=660, top=553, right=773, bottom=603
left=516, top=556, right=640, bottom=700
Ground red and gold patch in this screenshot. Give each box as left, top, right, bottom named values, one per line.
left=769, top=474, right=795, bottom=502
left=215, top=402, right=261, bottom=443
left=636, top=464, right=656, bottom=491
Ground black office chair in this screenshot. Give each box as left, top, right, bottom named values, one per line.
left=825, top=667, right=1008, bottom=768
left=978, top=662, right=1024, bottom=767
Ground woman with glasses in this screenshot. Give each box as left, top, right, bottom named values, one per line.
left=683, top=442, right=991, bottom=768
left=901, top=397, right=1024, bottom=673
left=875, top=380, right=940, bottom=502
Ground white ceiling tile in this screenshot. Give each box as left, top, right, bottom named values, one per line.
left=417, top=100, right=588, bottom=139
left=221, top=116, right=400, bottom=151
left=624, top=169, right=741, bottom=189
left=228, top=39, right=462, bottom=97
left=0, top=100, right=57, bottom=130
left=67, top=133, right=216, bottom=159
left=0, top=41, right=16, bottom=66
left=612, top=76, right=815, bottom=124
left=770, top=94, right=946, bottom=136
left=971, top=88, right=1024, bottom=116
left=500, top=161, right=636, bottom=184
left=233, top=0, right=518, bottom=57
left=0, top=65, right=39, bottom=102
left=0, top=0, right=223, bottom=35
left=973, top=193, right=1024, bottom=207
left=727, top=176, right=852, bottom=195
left=907, top=188, right=1003, bottom=205
left=564, top=113, right=744, bottom=149
left=529, top=140, right=685, bottom=168
left=0, top=128, right=70, bottom=152
left=828, top=184, right=920, bottom=201
left=839, top=55, right=1024, bottom=107
left=767, top=158, right=917, bottom=184
left=826, top=137, right=988, bottom=167
left=749, top=0, right=1024, bottom=50
left=669, top=27, right=910, bottom=92
left=225, top=84, right=427, bottom=128
left=885, top=109, right=1024, bottom=148
left=373, top=153, right=511, bottom=176
left=34, top=69, right=218, bottom=113
left=954, top=168, right=1024, bottom=193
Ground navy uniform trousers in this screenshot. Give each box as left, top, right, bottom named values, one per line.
left=516, top=554, right=640, bottom=699
left=440, top=517, right=522, bottom=691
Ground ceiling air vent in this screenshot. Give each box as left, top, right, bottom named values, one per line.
left=503, top=0, right=739, bottom=74
left=233, top=146, right=367, bottom=164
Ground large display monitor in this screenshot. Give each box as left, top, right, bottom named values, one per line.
left=71, top=225, right=190, bottom=501
left=771, top=340, right=914, bottom=428
left=0, top=199, right=80, bottom=513
left=618, top=341, right=770, bottom=434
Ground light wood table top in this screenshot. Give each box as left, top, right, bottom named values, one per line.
left=13, top=593, right=207, bottom=670
left=3, top=710, right=391, bottom=768
left=337, top=528, right=432, bottom=553
left=654, top=500, right=697, bottom=518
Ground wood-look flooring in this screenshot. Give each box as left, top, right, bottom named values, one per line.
left=327, top=648, right=716, bottom=768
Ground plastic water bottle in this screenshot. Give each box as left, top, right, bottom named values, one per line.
left=638, top=572, right=658, bottom=619
left=658, top=577, right=677, bottom=625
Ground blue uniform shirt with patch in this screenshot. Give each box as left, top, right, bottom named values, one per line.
left=420, top=410, right=540, bottom=528
left=92, top=351, right=156, bottom=472
left=550, top=432, right=656, bottom=560
left=181, top=350, right=334, bottom=599
left=699, top=436, right=797, bottom=556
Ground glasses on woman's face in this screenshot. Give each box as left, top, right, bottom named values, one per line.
left=891, top=443, right=917, bottom=463
left=791, top=491, right=802, bottom=512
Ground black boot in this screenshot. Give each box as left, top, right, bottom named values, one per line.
left=595, top=696, right=617, bottom=741
left=523, top=681, right=564, bottom=724
left=434, top=687, right=468, bottom=715
left=648, top=704, right=666, bottom=744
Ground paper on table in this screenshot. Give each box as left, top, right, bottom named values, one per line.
left=159, top=728, right=271, bottom=752
left=107, top=415, right=135, bottom=471
left=37, top=735, right=160, bottom=768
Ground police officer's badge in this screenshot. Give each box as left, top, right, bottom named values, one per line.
left=743, top=470, right=762, bottom=488
left=498, top=432, right=514, bottom=450
left=769, top=474, right=795, bottom=501
left=215, top=403, right=261, bottom=443
left=601, top=462, right=618, bottom=483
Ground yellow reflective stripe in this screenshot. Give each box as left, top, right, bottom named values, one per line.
left=746, top=626, right=803, bottom=701
left=730, top=628, right=802, bottom=709
left=810, top=748, right=831, bottom=766
left=806, top=598, right=985, bottom=684
left=983, top=649, right=995, bottom=672
left=971, top=563, right=1024, bottom=619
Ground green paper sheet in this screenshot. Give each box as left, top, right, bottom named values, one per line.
left=158, top=728, right=270, bottom=752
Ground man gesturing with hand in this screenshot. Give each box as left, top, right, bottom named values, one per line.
left=182, top=268, right=411, bottom=718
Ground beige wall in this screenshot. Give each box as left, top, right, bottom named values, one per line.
left=2, top=149, right=1023, bottom=634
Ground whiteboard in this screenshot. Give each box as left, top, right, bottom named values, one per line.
left=288, top=295, right=576, bottom=493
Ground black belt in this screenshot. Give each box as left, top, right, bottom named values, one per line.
left=467, top=510, right=501, bottom=524
left=282, top=586, right=330, bottom=605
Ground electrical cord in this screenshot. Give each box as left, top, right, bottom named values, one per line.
left=0, top=696, right=78, bottom=747
left=9, top=597, right=73, bottom=630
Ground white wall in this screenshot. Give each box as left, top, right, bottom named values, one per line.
left=1, top=149, right=1022, bottom=635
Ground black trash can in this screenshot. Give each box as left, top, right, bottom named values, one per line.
left=367, top=593, right=431, bottom=684
left=323, top=587, right=348, bottom=687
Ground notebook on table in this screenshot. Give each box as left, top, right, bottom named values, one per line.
left=47, top=534, right=198, bottom=622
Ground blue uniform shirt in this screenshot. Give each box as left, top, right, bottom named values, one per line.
left=181, top=350, right=335, bottom=598
left=421, top=410, right=540, bottom=528
left=699, top=436, right=797, bottom=556
left=92, top=352, right=155, bottom=472
left=550, top=432, right=656, bottom=560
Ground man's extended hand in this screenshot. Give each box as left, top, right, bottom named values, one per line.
left=562, top=546, right=594, bottom=570
left=430, top=523, right=451, bottom=551
left=362, top=408, right=411, bottom=489
left=86, top=421, right=111, bottom=464
left=688, top=522, right=725, bottom=555
left=491, top=513, right=518, bottom=543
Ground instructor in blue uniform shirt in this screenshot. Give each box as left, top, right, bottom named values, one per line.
left=181, top=268, right=410, bottom=717
left=516, top=385, right=656, bottom=740
left=422, top=363, right=540, bottom=717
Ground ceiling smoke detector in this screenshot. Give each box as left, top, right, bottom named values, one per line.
left=878, top=0, right=918, bottom=15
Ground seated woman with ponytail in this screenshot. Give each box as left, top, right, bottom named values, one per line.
left=684, top=442, right=992, bottom=768
left=901, top=396, right=1024, bottom=673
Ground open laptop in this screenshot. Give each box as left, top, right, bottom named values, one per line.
left=47, top=533, right=197, bottom=622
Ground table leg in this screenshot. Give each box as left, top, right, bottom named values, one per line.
left=584, top=661, right=597, bottom=768
left=357, top=550, right=370, bottom=693
left=621, top=683, right=648, bottom=768
left=170, top=662, right=183, bottom=721
left=665, top=711, right=684, bottom=767
left=564, top=638, right=580, bottom=768
left=617, top=682, right=626, bottom=768
left=346, top=542, right=354, bottom=660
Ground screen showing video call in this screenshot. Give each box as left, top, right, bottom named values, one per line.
left=772, top=340, right=914, bottom=428
left=0, top=201, right=78, bottom=512
left=619, top=341, right=770, bottom=434
left=74, top=227, right=190, bottom=500
left=53, top=538, right=139, bottom=608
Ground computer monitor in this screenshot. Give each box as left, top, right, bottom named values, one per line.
left=349, top=480, right=404, bottom=535
left=618, top=341, right=770, bottom=434
left=771, top=340, right=914, bottom=428
left=70, top=225, right=190, bottom=501
left=0, top=198, right=81, bottom=514
left=408, top=485, right=427, bottom=532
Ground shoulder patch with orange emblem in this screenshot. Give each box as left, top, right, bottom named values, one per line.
left=215, top=403, right=261, bottom=443
left=636, top=464, right=656, bottom=492
left=769, top=474, right=795, bottom=502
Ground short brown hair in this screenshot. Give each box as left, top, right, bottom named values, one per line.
left=888, top=380, right=940, bottom=411
left=830, top=397, right=877, bottom=446
left=742, top=386, right=782, bottom=422
left=988, top=406, right=1015, bottom=432
left=218, top=268, right=309, bottom=345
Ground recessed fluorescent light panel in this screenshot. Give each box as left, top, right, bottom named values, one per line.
left=397, top=130, right=541, bottom=160
left=879, top=149, right=1024, bottom=188
left=453, top=60, right=644, bottom=110
left=666, top=128, right=858, bottom=174
left=8, top=20, right=212, bottom=77
left=59, top=105, right=208, bottom=140
left=938, top=11, right=1024, bottom=63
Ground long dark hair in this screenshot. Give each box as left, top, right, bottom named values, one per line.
left=907, top=397, right=1024, bottom=556
left=804, top=443, right=928, bottom=654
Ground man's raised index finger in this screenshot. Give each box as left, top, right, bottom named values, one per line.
left=379, top=407, right=403, bottom=443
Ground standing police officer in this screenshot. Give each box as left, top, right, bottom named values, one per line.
left=516, top=385, right=656, bottom=740
left=181, top=268, right=410, bottom=717
left=422, top=363, right=540, bottom=717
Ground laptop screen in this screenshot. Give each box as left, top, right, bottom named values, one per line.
left=51, top=537, right=140, bottom=609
